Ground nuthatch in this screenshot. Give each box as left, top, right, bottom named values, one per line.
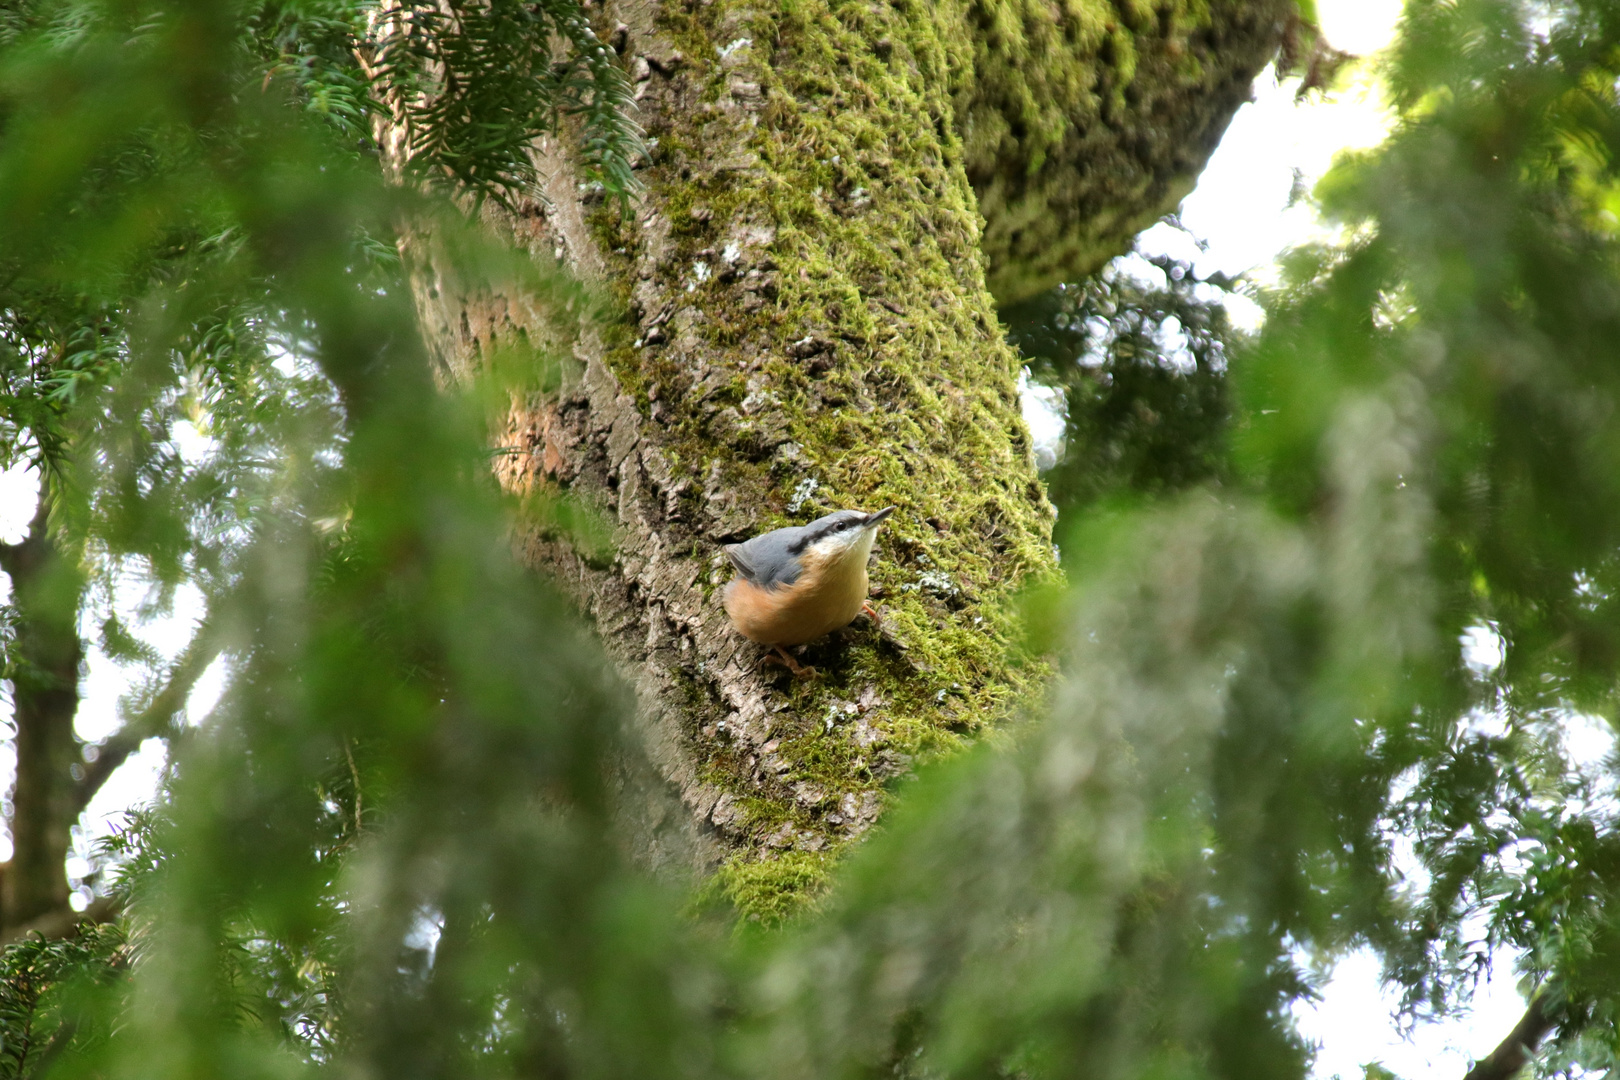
left=722, top=506, right=895, bottom=676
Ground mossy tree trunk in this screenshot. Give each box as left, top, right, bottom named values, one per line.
left=399, top=0, right=1290, bottom=913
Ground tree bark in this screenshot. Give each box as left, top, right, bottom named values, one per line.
left=0, top=493, right=84, bottom=928
left=396, top=0, right=1289, bottom=909
left=1462, top=994, right=1556, bottom=1080
left=0, top=490, right=209, bottom=937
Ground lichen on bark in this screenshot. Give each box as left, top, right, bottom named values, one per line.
left=396, top=0, right=1287, bottom=919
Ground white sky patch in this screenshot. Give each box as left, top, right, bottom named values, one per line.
left=1018, top=370, right=1066, bottom=471
left=69, top=577, right=209, bottom=861
left=1317, top=0, right=1406, bottom=56
left=186, top=653, right=231, bottom=726
left=1458, top=704, right=1513, bottom=743
left=405, top=906, right=445, bottom=967
left=79, top=740, right=166, bottom=830
left=1461, top=623, right=1506, bottom=675
left=0, top=459, right=41, bottom=544
left=72, top=652, right=130, bottom=747
left=0, top=745, right=14, bottom=860
left=74, top=736, right=166, bottom=898
left=1565, top=712, right=1617, bottom=768
left=269, top=340, right=301, bottom=379
left=75, top=579, right=208, bottom=743
left=1152, top=18, right=1400, bottom=286
left=1296, top=944, right=1530, bottom=1080
left=1110, top=250, right=1170, bottom=291
left=1154, top=315, right=1196, bottom=374
left=171, top=417, right=215, bottom=466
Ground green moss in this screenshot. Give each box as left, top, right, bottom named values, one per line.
left=706, top=849, right=834, bottom=926
left=592, top=0, right=1285, bottom=916
left=606, top=0, right=1056, bottom=916
left=957, top=0, right=1291, bottom=303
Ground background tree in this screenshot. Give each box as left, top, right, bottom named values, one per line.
left=0, top=0, right=641, bottom=938
left=0, top=264, right=235, bottom=939
left=1005, top=247, right=1246, bottom=527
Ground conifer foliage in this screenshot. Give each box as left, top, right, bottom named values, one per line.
left=4, top=2, right=1620, bottom=1079
left=1006, top=249, right=1242, bottom=525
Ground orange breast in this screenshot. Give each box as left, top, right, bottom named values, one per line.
left=723, top=550, right=870, bottom=646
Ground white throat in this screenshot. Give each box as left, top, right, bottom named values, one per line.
left=808, top=525, right=879, bottom=568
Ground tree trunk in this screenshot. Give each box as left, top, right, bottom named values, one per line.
left=1462, top=994, right=1557, bottom=1080
left=0, top=479, right=217, bottom=940
left=398, top=0, right=1290, bottom=911
left=0, top=493, right=84, bottom=929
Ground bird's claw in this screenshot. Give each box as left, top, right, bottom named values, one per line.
left=767, top=646, right=820, bottom=679
left=861, top=600, right=882, bottom=627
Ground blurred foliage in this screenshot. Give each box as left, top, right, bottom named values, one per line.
left=1005, top=246, right=1245, bottom=526
left=0, top=923, right=127, bottom=1078
left=367, top=0, right=644, bottom=207
left=5, top=2, right=1620, bottom=1080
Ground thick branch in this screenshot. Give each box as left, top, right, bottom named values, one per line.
left=74, top=620, right=222, bottom=813
left=1462, top=993, right=1556, bottom=1080
left=0, top=894, right=120, bottom=947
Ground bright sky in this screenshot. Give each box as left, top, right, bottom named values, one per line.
left=0, top=1, right=1558, bottom=1072
left=1147, top=1, right=1405, bottom=285
left=1019, top=0, right=1409, bottom=457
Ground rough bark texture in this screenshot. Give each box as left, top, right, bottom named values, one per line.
left=402, top=0, right=1288, bottom=916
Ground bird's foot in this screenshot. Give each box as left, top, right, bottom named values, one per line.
left=766, top=646, right=819, bottom=679
left=861, top=600, right=882, bottom=627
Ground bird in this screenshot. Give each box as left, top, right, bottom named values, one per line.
left=722, top=506, right=895, bottom=676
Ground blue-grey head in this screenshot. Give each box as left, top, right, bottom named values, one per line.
left=725, top=506, right=895, bottom=589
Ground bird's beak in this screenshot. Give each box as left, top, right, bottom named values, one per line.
left=862, top=506, right=896, bottom=528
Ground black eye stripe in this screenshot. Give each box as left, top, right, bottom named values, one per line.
left=788, top=512, right=868, bottom=550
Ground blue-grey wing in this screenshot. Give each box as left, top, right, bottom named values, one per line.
left=725, top=526, right=806, bottom=589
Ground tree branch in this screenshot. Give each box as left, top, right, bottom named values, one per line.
left=1462, top=993, right=1557, bottom=1080
left=73, top=620, right=223, bottom=813
left=0, top=536, right=19, bottom=579
left=0, top=894, right=120, bottom=947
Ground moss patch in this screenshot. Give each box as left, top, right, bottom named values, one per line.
left=704, top=849, right=832, bottom=926
left=958, top=0, right=1292, bottom=303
